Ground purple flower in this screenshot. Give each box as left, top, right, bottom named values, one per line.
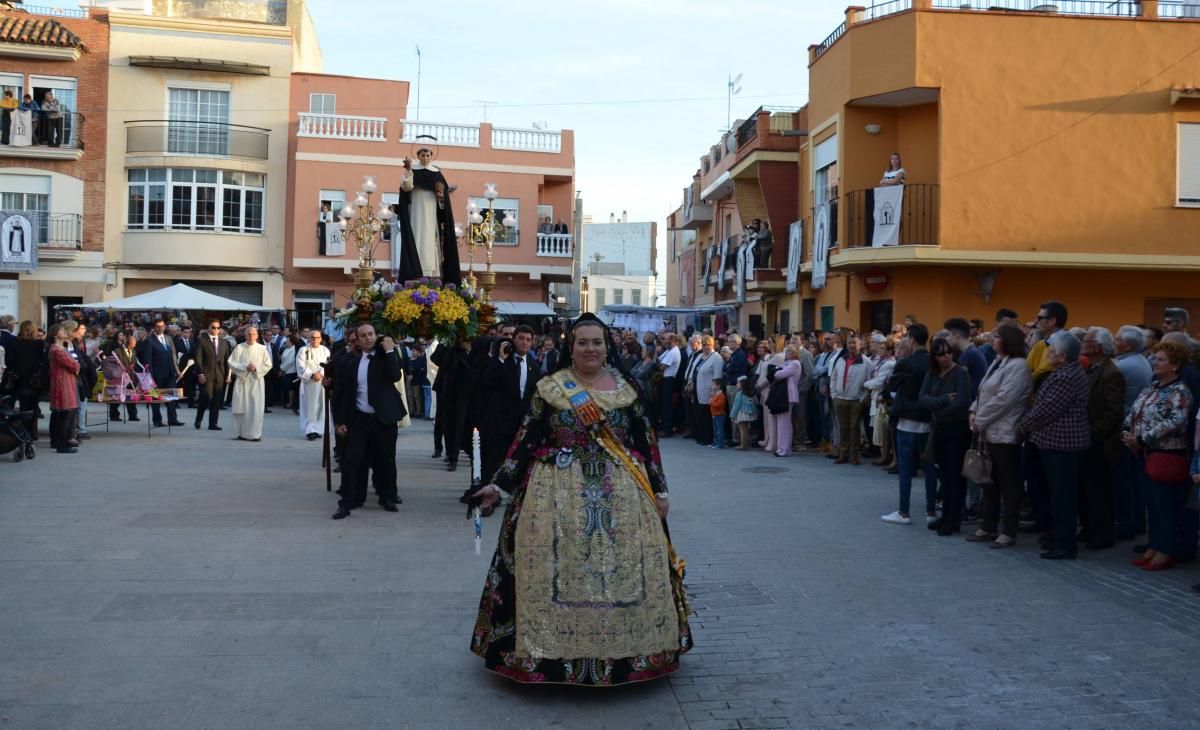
left=446, top=283, right=457, bottom=292
left=428, top=291, right=439, bottom=302
left=432, top=279, right=443, bottom=288
left=373, top=301, right=385, bottom=311
left=345, top=300, right=355, bottom=309
left=419, top=277, right=429, bottom=285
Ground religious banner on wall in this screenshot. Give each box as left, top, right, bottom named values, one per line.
left=786, top=220, right=803, bottom=293
left=10, top=109, right=32, bottom=147
left=717, top=238, right=729, bottom=291
left=319, top=217, right=346, bottom=257
left=735, top=242, right=747, bottom=305
left=0, top=212, right=38, bottom=271
left=702, top=245, right=712, bottom=293
left=871, top=185, right=904, bottom=247
left=811, top=204, right=830, bottom=290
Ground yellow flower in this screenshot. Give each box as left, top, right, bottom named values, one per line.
left=431, top=289, right=469, bottom=325
left=383, top=290, right=422, bottom=323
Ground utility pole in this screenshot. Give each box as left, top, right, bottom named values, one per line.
left=415, top=46, right=421, bottom=120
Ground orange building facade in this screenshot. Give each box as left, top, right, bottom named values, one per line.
left=669, top=1, right=1200, bottom=336
left=285, top=73, right=576, bottom=327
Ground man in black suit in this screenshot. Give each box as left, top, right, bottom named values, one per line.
left=173, top=324, right=196, bottom=407
left=479, top=324, right=541, bottom=482
left=331, top=323, right=406, bottom=519
left=137, top=318, right=183, bottom=428
left=264, top=323, right=284, bottom=409
left=193, top=318, right=232, bottom=430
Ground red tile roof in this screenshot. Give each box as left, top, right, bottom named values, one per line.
left=0, top=12, right=85, bottom=50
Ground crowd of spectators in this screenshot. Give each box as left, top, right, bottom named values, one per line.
left=609, top=302, right=1200, bottom=580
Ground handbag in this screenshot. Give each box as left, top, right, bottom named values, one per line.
left=1145, top=450, right=1189, bottom=484
left=766, top=379, right=790, bottom=415
left=962, top=433, right=993, bottom=484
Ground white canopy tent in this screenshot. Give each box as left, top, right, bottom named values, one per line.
left=62, top=283, right=272, bottom=312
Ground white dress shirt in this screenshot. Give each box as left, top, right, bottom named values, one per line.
left=658, top=346, right=681, bottom=377
left=355, top=353, right=375, bottom=414
left=516, top=353, right=528, bottom=398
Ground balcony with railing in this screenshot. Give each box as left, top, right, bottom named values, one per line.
left=681, top=180, right=713, bottom=229
left=811, top=1, right=1196, bottom=63
left=297, top=112, right=387, bottom=141
left=844, top=183, right=939, bottom=249
left=536, top=233, right=574, bottom=258
left=0, top=112, right=85, bottom=160
left=397, top=120, right=566, bottom=154
left=125, top=120, right=270, bottom=160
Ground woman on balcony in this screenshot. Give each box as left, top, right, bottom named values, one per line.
left=879, top=153, right=906, bottom=187
left=397, top=146, right=461, bottom=286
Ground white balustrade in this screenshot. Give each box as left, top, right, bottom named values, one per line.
left=536, top=233, right=573, bottom=258
left=492, top=126, right=562, bottom=153
left=398, top=120, right=480, bottom=148
left=297, top=113, right=387, bottom=141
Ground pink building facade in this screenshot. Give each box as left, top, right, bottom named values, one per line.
left=285, top=72, right=576, bottom=327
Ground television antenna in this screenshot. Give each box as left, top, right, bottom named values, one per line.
left=727, top=73, right=742, bottom=130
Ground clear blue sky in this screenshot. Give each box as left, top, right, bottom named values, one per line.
left=305, top=0, right=845, bottom=281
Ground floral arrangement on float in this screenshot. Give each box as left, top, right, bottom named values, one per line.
left=335, top=276, right=494, bottom=343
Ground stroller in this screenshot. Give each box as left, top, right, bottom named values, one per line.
left=0, top=394, right=36, bottom=462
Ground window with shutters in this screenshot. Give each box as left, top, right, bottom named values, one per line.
left=1179, top=123, right=1200, bottom=207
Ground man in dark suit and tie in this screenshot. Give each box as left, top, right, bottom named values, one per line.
left=137, top=317, right=183, bottom=428
left=331, top=323, right=406, bottom=519
left=479, top=324, right=541, bottom=482
left=263, top=323, right=284, bottom=410
left=173, top=324, right=196, bottom=407
left=193, top=318, right=232, bottom=430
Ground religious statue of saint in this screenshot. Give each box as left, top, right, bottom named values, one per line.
left=396, top=144, right=461, bottom=286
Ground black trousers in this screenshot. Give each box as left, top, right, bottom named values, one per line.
left=694, top=400, right=713, bottom=445
left=195, top=382, right=224, bottom=427
left=17, top=391, right=39, bottom=439
left=48, top=409, right=76, bottom=448
left=482, top=425, right=517, bottom=485
left=150, top=386, right=178, bottom=425
left=934, top=422, right=971, bottom=529
left=108, top=402, right=138, bottom=421
left=1079, top=441, right=1115, bottom=546
left=337, top=410, right=398, bottom=509
left=433, top=393, right=444, bottom=453
left=982, top=442, right=1023, bottom=538
left=1024, top=441, right=1052, bottom=531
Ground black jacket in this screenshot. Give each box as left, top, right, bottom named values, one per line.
left=888, top=349, right=932, bottom=423
left=333, top=343, right=406, bottom=427
left=483, top=351, right=542, bottom=437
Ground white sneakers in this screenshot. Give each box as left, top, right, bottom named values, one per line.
left=881, top=511, right=911, bottom=525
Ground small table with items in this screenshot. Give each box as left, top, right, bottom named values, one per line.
left=91, top=390, right=182, bottom=438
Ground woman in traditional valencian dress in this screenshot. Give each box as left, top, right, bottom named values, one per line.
left=471, top=314, right=693, bottom=685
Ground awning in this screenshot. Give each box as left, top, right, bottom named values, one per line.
left=493, top=301, right=556, bottom=317
left=63, top=283, right=273, bottom=311
left=129, top=56, right=270, bottom=76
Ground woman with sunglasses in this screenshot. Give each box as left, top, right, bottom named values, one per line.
left=919, top=337, right=973, bottom=535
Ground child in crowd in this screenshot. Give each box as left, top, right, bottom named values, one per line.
left=731, top=375, right=760, bottom=450
left=710, top=377, right=728, bottom=450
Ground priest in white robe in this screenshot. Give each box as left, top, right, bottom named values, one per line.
left=227, top=326, right=273, bottom=442
left=297, top=330, right=330, bottom=440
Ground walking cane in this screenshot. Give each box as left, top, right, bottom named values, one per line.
left=321, top=386, right=331, bottom=492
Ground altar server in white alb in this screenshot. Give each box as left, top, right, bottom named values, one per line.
left=297, top=329, right=330, bottom=441
left=227, top=327, right=273, bottom=442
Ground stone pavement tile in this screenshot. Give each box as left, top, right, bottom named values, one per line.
left=0, top=701, right=190, bottom=730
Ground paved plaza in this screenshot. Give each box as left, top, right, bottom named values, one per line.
left=3, top=405, right=1200, bottom=729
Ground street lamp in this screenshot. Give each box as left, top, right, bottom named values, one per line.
left=340, top=174, right=394, bottom=294
left=459, top=182, right=516, bottom=302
